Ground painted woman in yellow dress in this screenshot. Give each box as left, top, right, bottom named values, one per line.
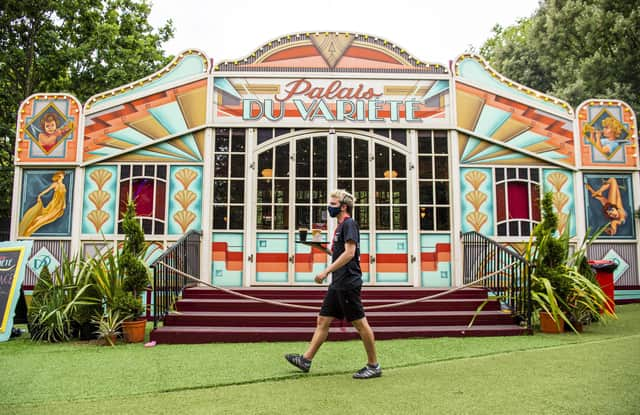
left=18, top=171, right=67, bottom=237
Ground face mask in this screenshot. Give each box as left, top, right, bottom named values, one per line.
left=327, top=205, right=341, bottom=218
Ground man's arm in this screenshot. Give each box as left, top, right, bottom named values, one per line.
left=315, top=240, right=355, bottom=284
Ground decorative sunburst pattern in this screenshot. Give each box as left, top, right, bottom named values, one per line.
left=82, top=166, right=117, bottom=234
left=83, top=79, right=207, bottom=163
left=460, top=168, right=494, bottom=234
left=454, top=54, right=575, bottom=168
left=216, top=32, right=447, bottom=73
left=543, top=169, right=575, bottom=237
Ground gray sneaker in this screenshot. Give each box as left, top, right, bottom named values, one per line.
left=353, top=363, right=382, bottom=379
left=285, top=353, right=312, bottom=373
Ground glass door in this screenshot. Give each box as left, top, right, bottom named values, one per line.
left=253, top=130, right=411, bottom=285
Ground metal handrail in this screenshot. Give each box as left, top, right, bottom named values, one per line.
left=150, top=230, right=202, bottom=329
left=461, top=231, right=532, bottom=331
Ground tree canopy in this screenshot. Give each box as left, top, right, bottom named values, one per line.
left=0, top=0, right=173, bottom=217
left=479, top=0, right=640, bottom=116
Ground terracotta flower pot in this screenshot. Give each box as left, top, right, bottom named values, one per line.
left=539, top=311, right=564, bottom=333
left=122, top=319, right=146, bottom=343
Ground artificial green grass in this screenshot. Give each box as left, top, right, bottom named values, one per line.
left=2, top=304, right=639, bottom=414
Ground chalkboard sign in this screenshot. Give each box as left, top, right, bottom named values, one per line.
left=0, top=241, right=33, bottom=342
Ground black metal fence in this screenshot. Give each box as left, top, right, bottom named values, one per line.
left=461, top=231, right=531, bottom=331
left=150, top=230, right=201, bottom=329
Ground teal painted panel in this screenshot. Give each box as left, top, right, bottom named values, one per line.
left=420, top=234, right=451, bottom=248
left=423, top=80, right=449, bottom=101
left=375, top=233, right=408, bottom=253
left=148, top=102, right=189, bottom=135
left=107, top=127, right=153, bottom=146
left=376, top=272, right=409, bottom=283
left=460, top=168, right=494, bottom=235
left=168, top=166, right=202, bottom=235
left=256, top=272, right=288, bottom=283
left=506, top=130, right=546, bottom=149
left=213, top=232, right=243, bottom=247
left=82, top=166, right=117, bottom=234
left=422, top=262, right=451, bottom=287
left=256, top=233, right=288, bottom=253
left=212, top=267, right=242, bottom=286
left=474, top=105, right=511, bottom=137
left=615, top=290, right=640, bottom=299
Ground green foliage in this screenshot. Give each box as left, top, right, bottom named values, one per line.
left=526, top=192, right=615, bottom=332
left=91, top=309, right=127, bottom=346
left=120, top=199, right=150, bottom=306
left=479, top=0, right=640, bottom=115
left=27, top=256, right=99, bottom=342
left=111, top=292, right=142, bottom=321
left=0, top=0, right=174, bottom=217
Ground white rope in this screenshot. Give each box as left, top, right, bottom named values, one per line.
left=157, top=261, right=520, bottom=312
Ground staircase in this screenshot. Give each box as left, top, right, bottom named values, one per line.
left=150, top=286, right=528, bottom=344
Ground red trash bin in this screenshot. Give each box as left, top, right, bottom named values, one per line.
left=588, top=260, right=617, bottom=314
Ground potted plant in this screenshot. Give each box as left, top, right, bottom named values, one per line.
left=117, top=199, right=151, bottom=343
left=28, top=256, right=99, bottom=342
left=92, top=309, right=128, bottom=346
left=526, top=192, right=615, bottom=334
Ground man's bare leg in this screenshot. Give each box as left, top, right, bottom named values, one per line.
left=351, top=317, right=378, bottom=365
left=303, top=316, right=334, bottom=360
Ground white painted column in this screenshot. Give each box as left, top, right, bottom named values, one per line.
left=199, top=75, right=214, bottom=283
left=244, top=128, right=257, bottom=286
left=407, top=129, right=420, bottom=287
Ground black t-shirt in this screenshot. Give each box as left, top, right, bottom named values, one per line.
left=330, top=217, right=362, bottom=290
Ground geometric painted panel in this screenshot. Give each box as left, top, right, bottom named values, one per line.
left=375, top=233, right=408, bottom=283
left=83, top=79, right=207, bottom=162
left=420, top=234, right=451, bottom=287
left=577, top=100, right=638, bottom=167
left=27, top=246, right=60, bottom=276
left=460, top=168, right=494, bottom=235
left=587, top=243, right=639, bottom=286
left=212, top=233, right=243, bottom=287
left=455, top=79, right=574, bottom=167
left=542, top=169, right=576, bottom=237
left=168, top=166, right=202, bottom=235
left=82, top=166, right=118, bottom=234
left=18, top=170, right=74, bottom=237
left=16, top=94, right=81, bottom=163
left=583, top=174, right=635, bottom=239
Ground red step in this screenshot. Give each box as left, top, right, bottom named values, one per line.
left=175, top=298, right=501, bottom=313
left=151, top=324, right=527, bottom=344
left=163, top=310, right=513, bottom=327
left=182, top=286, right=489, bottom=300
left=151, top=287, right=525, bottom=344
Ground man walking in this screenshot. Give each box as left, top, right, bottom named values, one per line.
left=285, top=190, right=381, bottom=379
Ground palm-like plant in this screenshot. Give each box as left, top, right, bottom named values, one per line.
left=526, top=192, right=615, bottom=333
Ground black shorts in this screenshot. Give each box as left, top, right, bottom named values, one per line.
left=319, top=287, right=365, bottom=322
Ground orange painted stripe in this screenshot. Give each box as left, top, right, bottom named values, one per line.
left=262, top=45, right=318, bottom=62
left=343, top=45, right=403, bottom=64
left=376, top=263, right=408, bottom=273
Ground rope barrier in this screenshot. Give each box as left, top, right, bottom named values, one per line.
left=156, top=261, right=519, bottom=312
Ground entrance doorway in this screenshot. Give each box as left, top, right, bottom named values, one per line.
left=253, top=130, right=414, bottom=285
